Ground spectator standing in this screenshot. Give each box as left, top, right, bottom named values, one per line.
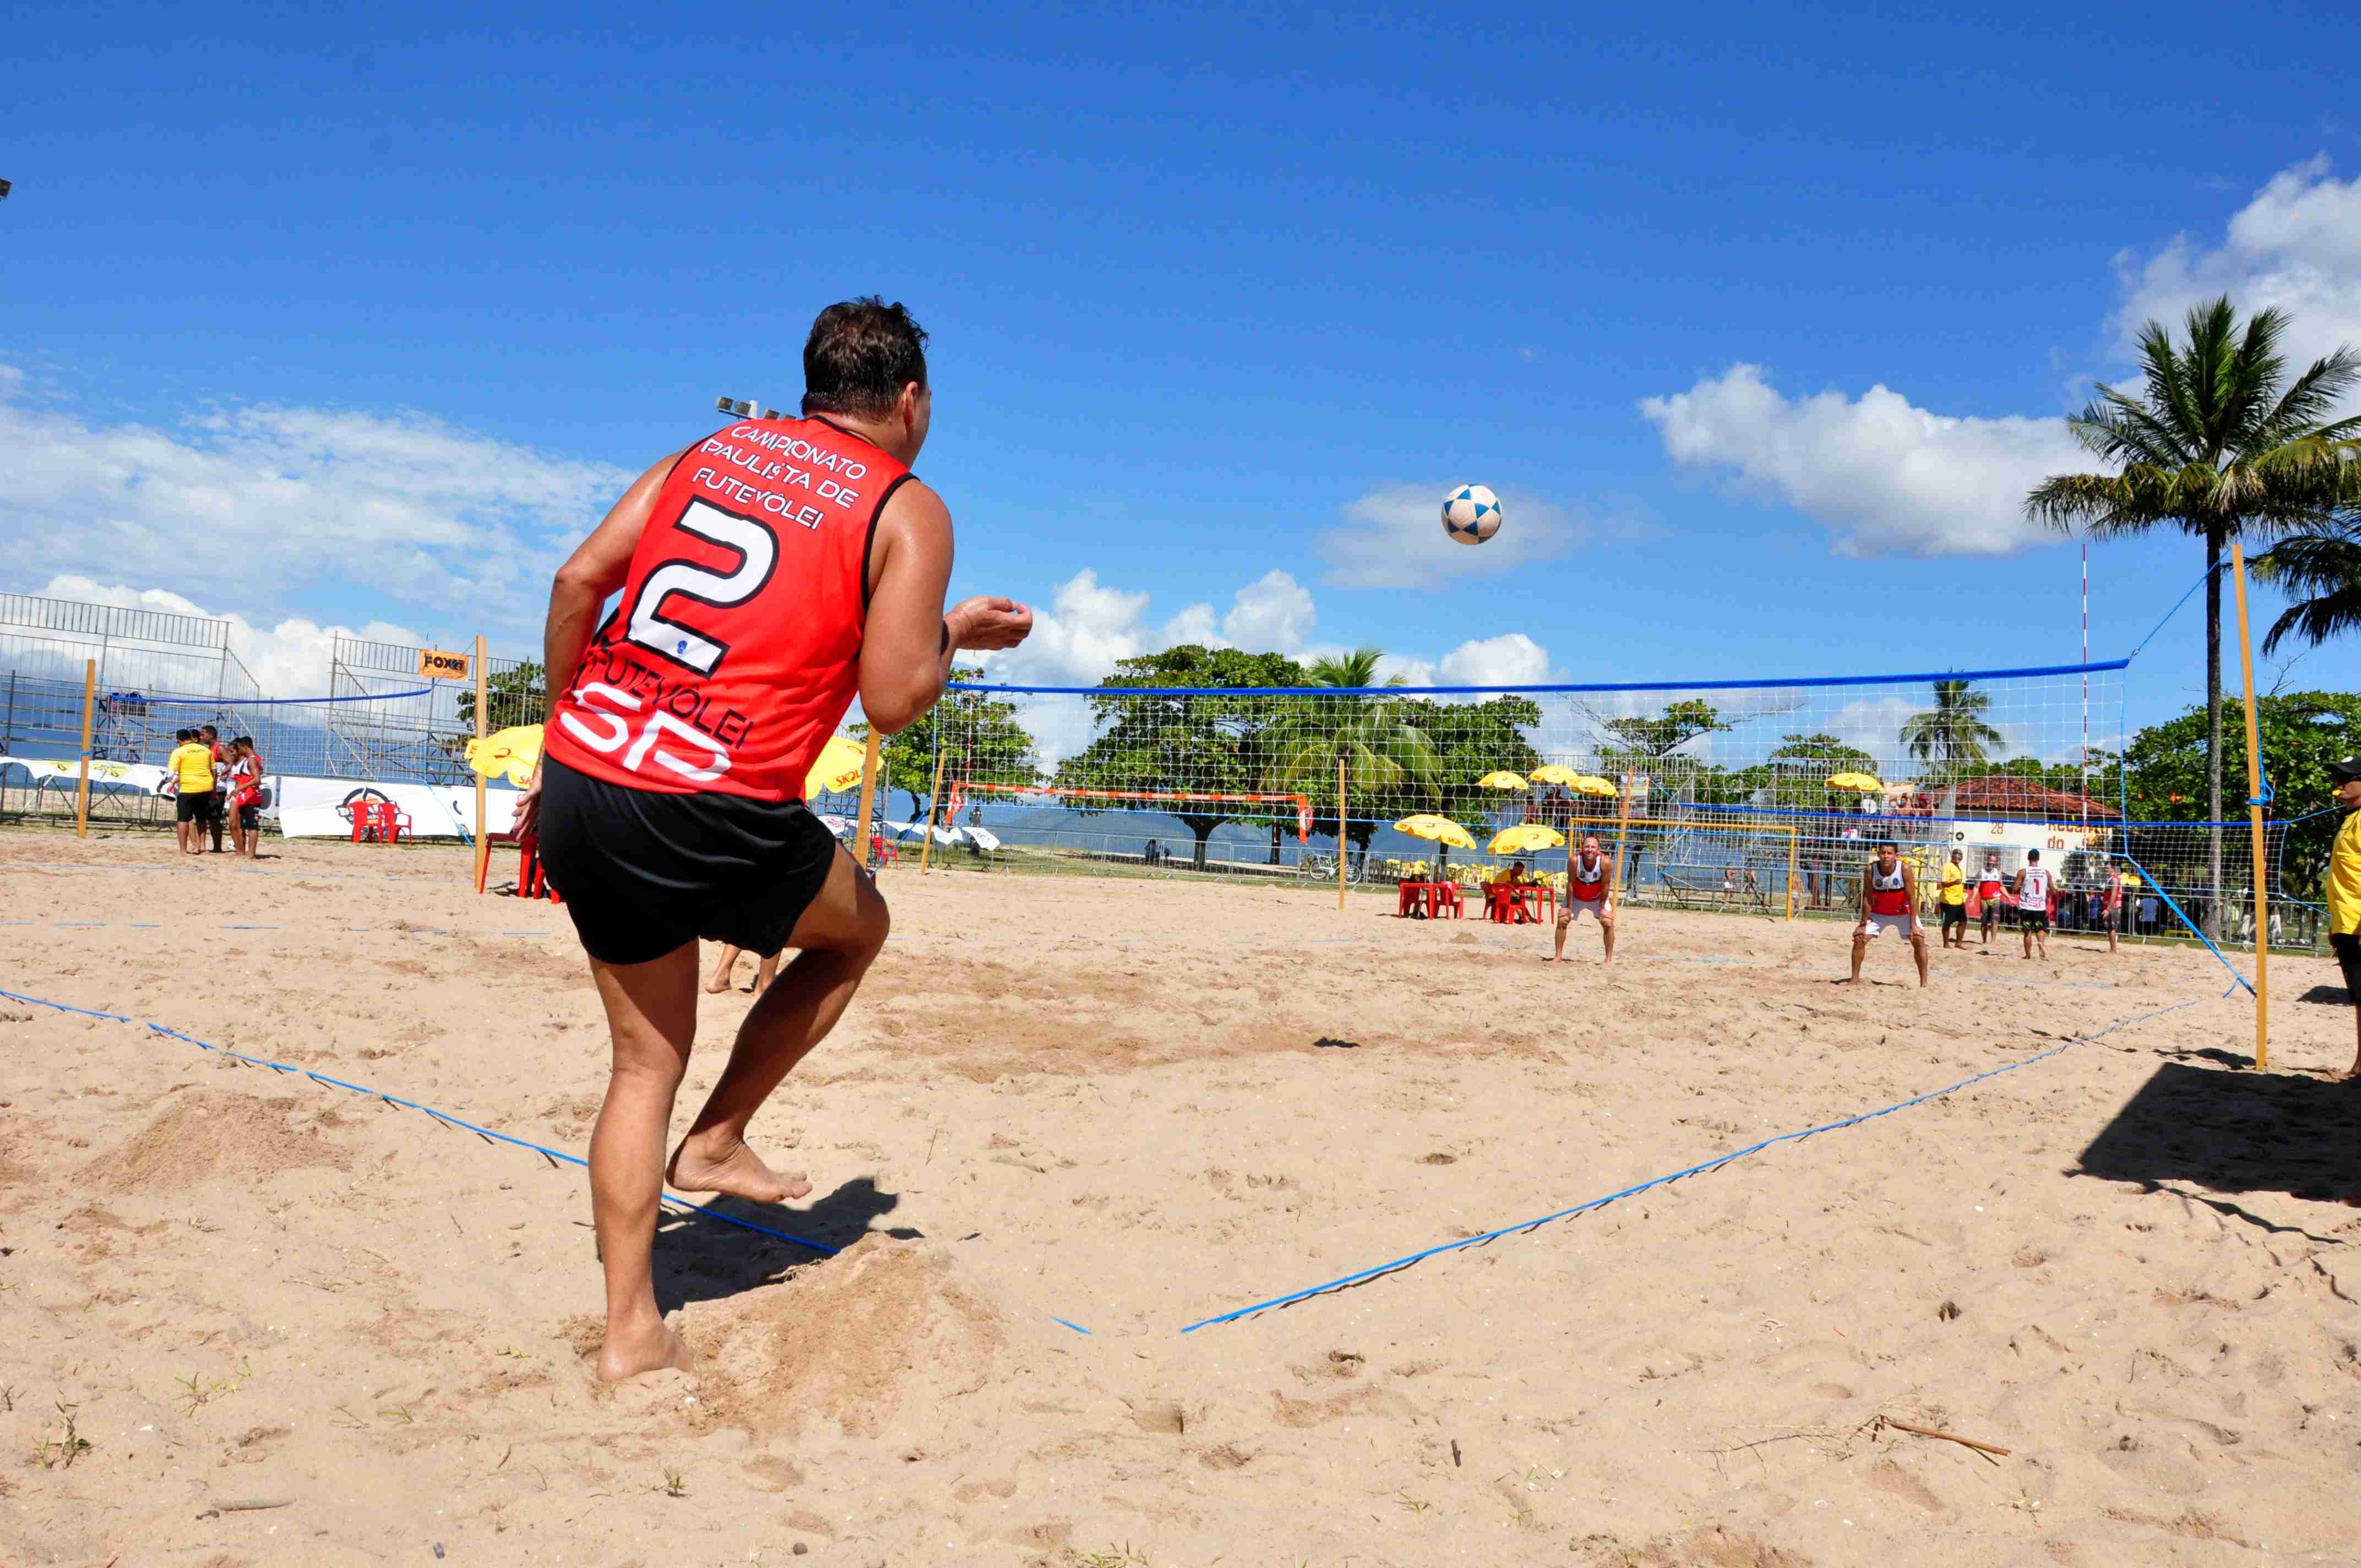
left=167, top=728, right=215, bottom=857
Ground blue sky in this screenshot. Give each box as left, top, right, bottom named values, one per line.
left=6, top=0, right=2361, bottom=743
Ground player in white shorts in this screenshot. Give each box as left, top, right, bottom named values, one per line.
left=1549, top=832, right=1617, bottom=963
left=1849, top=839, right=1929, bottom=987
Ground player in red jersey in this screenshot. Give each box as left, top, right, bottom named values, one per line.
left=519, top=299, right=1033, bottom=1381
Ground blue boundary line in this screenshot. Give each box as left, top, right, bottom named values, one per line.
left=1177, top=994, right=2208, bottom=1332
left=949, top=657, right=2129, bottom=699
left=2, top=978, right=2208, bottom=1341
left=0, top=983, right=841, bottom=1260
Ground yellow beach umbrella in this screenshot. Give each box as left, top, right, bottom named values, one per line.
left=1826, top=771, right=1884, bottom=792
left=804, top=733, right=870, bottom=797
left=1475, top=770, right=1530, bottom=791
left=1528, top=763, right=1583, bottom=786
left=1569, top=775, right=1619, bottom=798
left=465, top=723, right=544, bottom=787
left=1394, top=814, right=1477, bottom=851
left=1488, top=822, right=1565, bottom=856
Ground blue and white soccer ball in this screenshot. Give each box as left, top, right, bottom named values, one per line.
left=1441, top=483, right=1502, bottom=545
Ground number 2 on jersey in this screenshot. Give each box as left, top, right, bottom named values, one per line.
left=623, top=498, right=779, bottom=676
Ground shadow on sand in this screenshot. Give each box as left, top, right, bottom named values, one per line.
left=651, top=1174, right=916, bottom=1314
left=2075, top=1060, right=2361, bottom=1222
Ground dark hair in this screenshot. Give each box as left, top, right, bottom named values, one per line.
left=1877, top=839, right=1898, bottom=851
left=175, top=727, right=193, bottom=741
left=232, top=734, right=254, bottom=749
left=2026, top=848, right=2041, bottom=862
left=200, top=723, right=218, bottom=736
left=802, top=296, right=928, bottom=420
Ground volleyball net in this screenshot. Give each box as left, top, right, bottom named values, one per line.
left=918, top=656, right=2318, bottom=955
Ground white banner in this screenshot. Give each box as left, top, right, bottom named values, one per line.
left=272, top=776, right=521, bottom=840
left=3, top=758, right=172, bottom=793
left=1945, top=820, right=2107, bottom=857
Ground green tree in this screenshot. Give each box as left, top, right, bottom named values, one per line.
left=2254, top=522, right=2361, bottom=656
left=1258, top=647, right=1445, bottom=856
left=849, top=665, right=1040, bottom=821
left=1900, top=679, right=2005, bottom=781
left=433, top=660, right=546, bottom=769
left=1051, top=645, right=1307, bottom=871
left=1598, top=699, right=1729, bottom=761
left=2123, top=689, right=2361, bottom=900
left=2025, top=297, right=2361, bottom=933
left=1397, top=695, right=1546, bottom=826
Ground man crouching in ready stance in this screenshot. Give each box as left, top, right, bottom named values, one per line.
left=1849, top=839, right=1929, bottom=987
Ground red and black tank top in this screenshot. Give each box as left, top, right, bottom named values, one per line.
left=544, top=416, right=912, bottom=802
left=1867, top=863, right=1910, bottom=915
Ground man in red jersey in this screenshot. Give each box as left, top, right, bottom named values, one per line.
left=519, top=298, right=1033, bottom=1381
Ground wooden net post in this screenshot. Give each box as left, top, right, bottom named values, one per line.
left=1785, top=824, right=1798, bottom=921
left=1606, top=775, right=1633, bottom=907
left=471, top=634, right=489, bottom=895
left=918, top=747, right=948, bottom=875
left=2231, top=543, right=2270, bottom=1072
left=852, top=731, right=883, bottom=871
left=74, top=658, right=95, bottom=839
left=1336, top=755, right=1348, bottom=911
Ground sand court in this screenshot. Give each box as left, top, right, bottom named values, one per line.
left=6, top=831, right=2361, bottom=1565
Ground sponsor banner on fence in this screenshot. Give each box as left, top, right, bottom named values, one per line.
left=1945, top=820, right=2107, bottom=858
left=2, top=758, right=173, bottom=793
left=274, top=775, right=520, bottom=840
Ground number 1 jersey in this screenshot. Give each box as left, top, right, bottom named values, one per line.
left=545, top=416, right=913, bottom=802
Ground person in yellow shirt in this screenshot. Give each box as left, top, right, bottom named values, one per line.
left=1935, top=848, right=1968, bottom=949
left=167, top=727, right=217, bottom=857
left=2326, top=756, right=2361, bottom=1079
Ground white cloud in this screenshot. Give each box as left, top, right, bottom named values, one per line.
left=1317, top=483, right=1619, bottom=588
left=1219, top=569, right=1317, bottom=652
left=0, top=373, right=634, bottom=627
left=2112, top=155, right=2361, bottom=386
left=1439, top=632, right=1551, bottom=687
left=1639, top=365, right=2085, bottom=557
left=1638, top=158, right=2361, bottom=561
left=34, top=574, right=427, bottom=697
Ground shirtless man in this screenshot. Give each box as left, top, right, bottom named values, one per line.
left=1549, top=833, right=1616, bottom=963
left=518, top=298, right=1033, bottom=1381
left=1849, top=839, right=1929, bottom=987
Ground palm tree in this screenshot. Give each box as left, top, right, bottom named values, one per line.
left=1900, top=678, right=2005, bottom=783
left=1260, top=646, right=1443, bottom=862
left=2025, top=297, right=2360, bottom=935
left=2255, top=522, right=2361, bottom=656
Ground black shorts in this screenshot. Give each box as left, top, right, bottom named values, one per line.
left=176, top=789, right=215, bottom=823
left=2331, top=932, right=2361, bottom=1000
left=534, top=755, right=842, bottom=966
left=237, top=805, right=260, bottom=831
left=2018, top=908, right=2049, bottom=932
left=1940, top=903, right=1966, bottom=928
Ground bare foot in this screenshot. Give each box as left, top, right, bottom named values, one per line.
left=597, top=1319, right=694, bottom=1382
left=666, top=1135, right=812, bottom=1204
left=703, top=967, right=733, bottom=995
